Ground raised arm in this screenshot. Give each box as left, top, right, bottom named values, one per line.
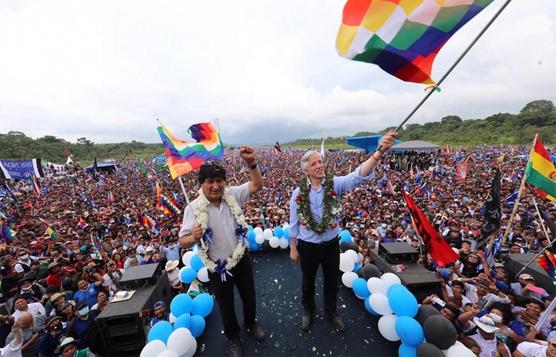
left=240, top=146, right=263, bottom=194
left=360, top=131, right=398, bottom=177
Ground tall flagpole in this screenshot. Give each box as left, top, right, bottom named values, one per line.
left=376, top=0, right=514, bottom=152
left=178, top=176, right=190, bottom=205
left=533, top=197, right=551, bottom=242
left=501, top=134, right=538, bottom=245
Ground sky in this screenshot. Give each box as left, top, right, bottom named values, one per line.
left=1, top=0, right=555, bottom=145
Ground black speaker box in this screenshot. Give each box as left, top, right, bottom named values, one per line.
left=378, top=242, right=419, bottom=264
left=96, top=273, right=171, bottom=356
left=503, top=253, right=555, bottom=295
left=119, top=263, right=161, bottom=290
left=370, top=251, right=441, bottom=301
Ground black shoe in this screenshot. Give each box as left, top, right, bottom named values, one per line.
left=302, top=309, right=314, bottom=331
left=246, top=322, right=266, bottom=342
left=229, top=339, right=243, bottom=357
left=327, top=312, right=345, bottom=331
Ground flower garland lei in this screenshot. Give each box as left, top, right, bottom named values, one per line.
left=296, top=175, right=342, bottom=234
left=195, top=188, right=249, bottom=281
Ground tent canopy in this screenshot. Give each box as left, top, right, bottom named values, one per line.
left=84, top=162, right=117, bottom=173
left=346, top=135, right=402, bottom=153
left=390, top=140, right=440, bottom=152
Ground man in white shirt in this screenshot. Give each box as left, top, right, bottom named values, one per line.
left=1, top=320, right=23, bottom=357
left=469, top=314, right=510, bottom=357
left=11, top=296, right=46, bottom=330
left=465, top=278, right=510, bottom=310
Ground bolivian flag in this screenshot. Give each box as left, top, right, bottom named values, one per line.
left=46, top=226, right=58, bottom=241
left=525, top=137, right=556, bottom=201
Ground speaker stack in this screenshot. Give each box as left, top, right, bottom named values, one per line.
left=371, top=243, right=442, bottom=301
left=96, top=263, right=172, bottom=356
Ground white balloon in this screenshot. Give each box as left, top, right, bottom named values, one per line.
left=156, top=350, right=179, bottom=357
left=197, top=267, right=210, bottom=283
left=339, top=253, right=355, bottom=273
left=255, top=234, right=265, bottom=244
left=354, top=294, right=366, bottom=300
left=369, top=293, right=393, bottom=316
left=269, top=236, right=280, bottom=248
left=140, top=340, right=166, bottom=357
left=253, top=227, right=263, bottom=236
left=169, top=313, right=176, bottom=324
left=341, top=272, right=358, bottom=288
left=344, top=250, right=358, bottom=263
left=279, top=238, right=289, bottom=249
left=380, top=273, right=402, bottom=290
left=377, top=314, right=400, bottom=342
left=263, top=229, right=273, bottom=240
left=167, top=328, right=192, bottom=357
left=182, top=251, right=195, bottom=266
left=445, top=343, right=475, bottom=357
left=367, top=277, right=388, bottom=295
left=184, top=332, right=197, bottom=357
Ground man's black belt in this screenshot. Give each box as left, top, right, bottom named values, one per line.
left=298, top=237, right=339, bottom=247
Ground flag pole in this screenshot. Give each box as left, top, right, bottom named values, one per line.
left=501, top=134, right=538, bottom=245
left=178, top=176, right=190, bottom=205
left=514, top=224, right=554, bottom=278
left=376, top=0, right=514, bottom=152
left=533, top=197, right=552, bottom=242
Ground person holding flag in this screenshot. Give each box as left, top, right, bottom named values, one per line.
left=178, top=146, right=264, bottom=357
left=288, top=131, right=398, bottom=332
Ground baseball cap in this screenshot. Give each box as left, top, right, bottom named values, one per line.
left=519, top=273, right=535, bottom=281
left=493, top=263, right=505, bottom=269
left=153, top=300, right=166, bottom=309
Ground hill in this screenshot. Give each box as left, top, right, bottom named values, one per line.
left=284, top=100, right=556, bottom=149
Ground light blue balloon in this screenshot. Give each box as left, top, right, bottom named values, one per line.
left=283, top=227, right=290, bottom=240
left=180, top=267, right=197, bottom=284
left=364, top=296, right=379, bottom=316
left=396, top=316, right=424, bottom=347
left=148, top=320, right=173, bottom=343
left=190, top=314, right=206, bottom=337
left=339, top=230, right=352, bottom=243
left=247, top=229, right=256, bottom=242
left=398, top=343, right=417, bottom=357
left=352, top=278, right=370, bottom=298
left=273, top=226, right=284, bottom=238
left=388, top=284, right=418, bottom=317
left=191, top=293, right=214, bottom=317
left=173, top=313, right=192, bottom=330
left=170, top=293, right=193, bottom=317
left=190, top=254, right=204, bottom=272
left=250, top=241, right=260, bottom=252
left=353, top=263, right=362, bottom=273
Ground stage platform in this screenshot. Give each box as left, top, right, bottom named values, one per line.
left=197, top=250, right=396, bottom=356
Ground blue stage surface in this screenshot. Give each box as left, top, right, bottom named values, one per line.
left=197, top=250, right=396, bottom=357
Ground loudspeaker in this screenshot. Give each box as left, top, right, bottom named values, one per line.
left=378, top=243, right=419, bottom=264
left=370, top=251, right=441, bottom=301
left=96, top=273, right=171, bottom=356
left=503, top=253, right=556, bottom=295
left=119, top=263, right=162, bottom=290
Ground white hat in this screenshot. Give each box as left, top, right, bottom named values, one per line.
left=165, top=260, right=179, bottom=271
left=473, top=315, right=499, bottom=333
left=14, top=264, right=24, bottom=273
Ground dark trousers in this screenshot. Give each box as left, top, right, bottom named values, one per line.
left=207, top=253, right=257, bottom=340
left=298, top=238, right=340, bottom=314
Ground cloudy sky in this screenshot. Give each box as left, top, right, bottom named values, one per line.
left=1, top=0, right=555, bottom=145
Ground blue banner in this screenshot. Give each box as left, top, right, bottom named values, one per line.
left=0, top=159, right=43, bottom=180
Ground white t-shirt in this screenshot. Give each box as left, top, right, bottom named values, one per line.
left=179, top=183, right=250, bottom=261
left=469, top=332, right=510, bottom=357
left=516, top=341, right=548, bottom=357
left=11, top=303, right=46, bottom=329
left=103, top=269, right=124, bottom=296
left=0, top=338, right=22, bottom=357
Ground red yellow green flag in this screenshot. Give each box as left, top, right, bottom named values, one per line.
left=525, top=136, right=556, bottom=200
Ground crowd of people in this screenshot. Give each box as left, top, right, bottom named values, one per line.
left=0, top=143, right=555, bottom=356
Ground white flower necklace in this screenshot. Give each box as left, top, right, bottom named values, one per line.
left=195, top=188, right=248, bottom=281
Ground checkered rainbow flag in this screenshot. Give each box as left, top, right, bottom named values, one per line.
left=336, top=0, right=495, bottom=84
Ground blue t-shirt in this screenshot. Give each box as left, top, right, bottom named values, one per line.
left=73, top=283, right=100, bottom=308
